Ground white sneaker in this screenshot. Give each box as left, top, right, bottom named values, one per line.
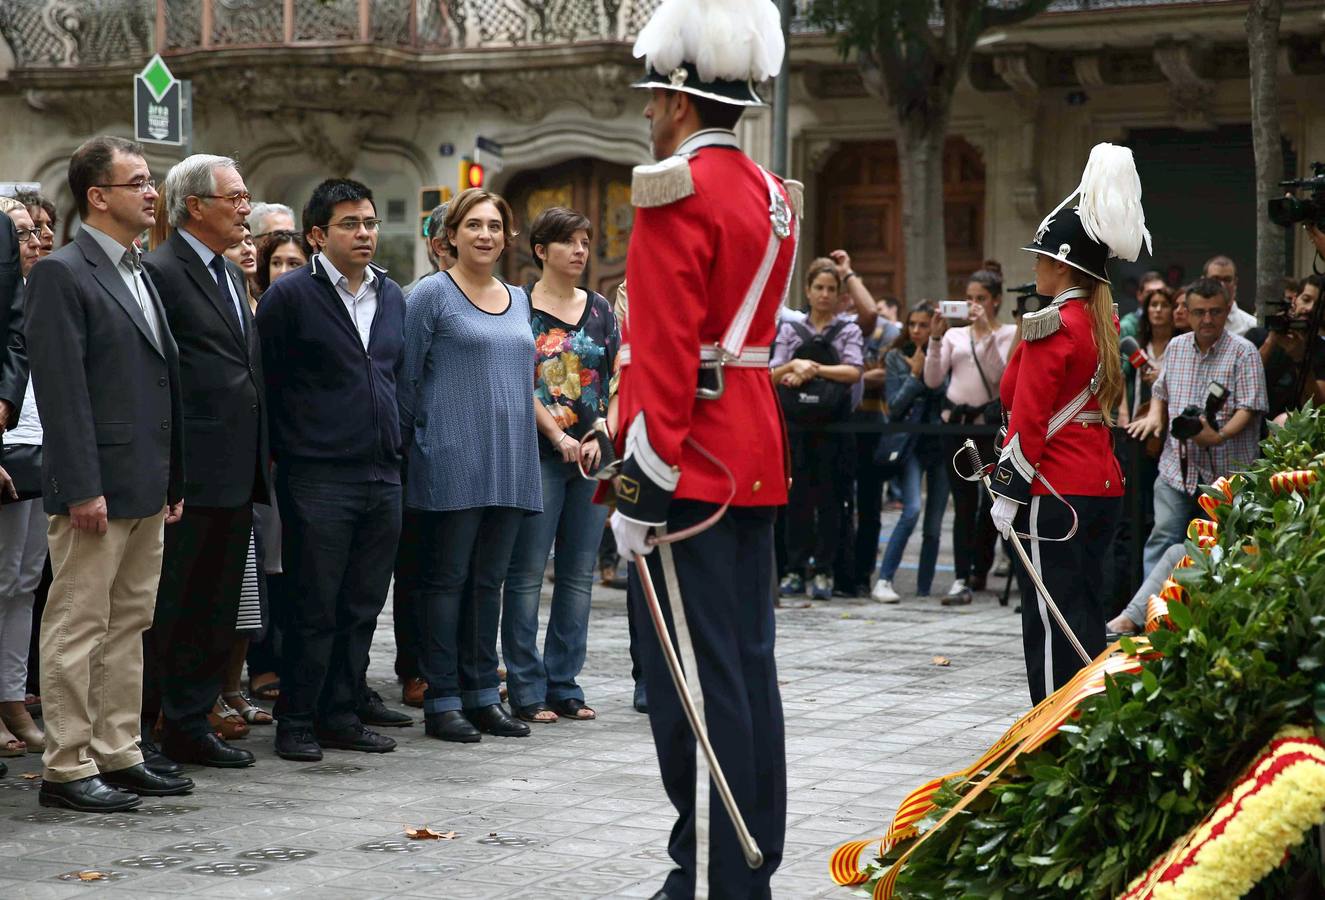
left=947, top=579, right=969, bottom=597
left=871, top=579, right=901, bottom=604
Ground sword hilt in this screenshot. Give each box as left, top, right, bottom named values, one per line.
left=962, top=439, right=986, bottom=478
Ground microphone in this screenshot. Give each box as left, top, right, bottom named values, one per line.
left=1120, top=335, right=1150, bottom=370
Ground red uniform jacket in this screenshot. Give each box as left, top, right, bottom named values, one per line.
left=612, top=132, right=795, bottom=525
left=991, top=298, right=1123, bottom=503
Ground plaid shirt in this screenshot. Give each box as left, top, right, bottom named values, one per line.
left=1153, top=330, right=1267, bottom=494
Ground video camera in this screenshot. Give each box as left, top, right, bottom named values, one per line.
left=1265, top=295, right=1312, bottom=334
left=1009, top=282, right=1049, bottom=318
left=1170, top=381, right=1228, bottom=442
left=1269, top=162, right=1325, bottom=230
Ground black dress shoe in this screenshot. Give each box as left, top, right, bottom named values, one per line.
left=102, top=763, right=194, bottom=797
left=356, top=690, right=414, bottom=728
left=39, top=775, right=141, bottom=813
left=162, top=732, right=255, bottom=768
left=465, top=703, right=530, bottom=737
left=633, top=682, right=648, bottom=714
left=275, top=727, right=322, bottom=762
left=139, top=740, right=183, bottom=776
left=424, top=711, right=480, bottom=743
left=315, top=724, right=396, bottom=753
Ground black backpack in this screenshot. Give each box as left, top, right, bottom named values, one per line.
left=776, top=320, right=853, bottom=424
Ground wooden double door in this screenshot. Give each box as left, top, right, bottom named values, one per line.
left=817, top=138, right=986, bottom=301
left=502, top=158, right=635, bottom=297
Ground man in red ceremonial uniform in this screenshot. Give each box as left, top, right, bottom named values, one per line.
left=607, top=0, right=795, bottom=896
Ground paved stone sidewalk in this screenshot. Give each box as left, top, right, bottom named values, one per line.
left=0, top=514, right=1030, bottom=899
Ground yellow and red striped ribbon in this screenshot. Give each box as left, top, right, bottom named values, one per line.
left=1269, top=469, right=1317, bottom=495
left=830, top=641, right=1151, bottom=893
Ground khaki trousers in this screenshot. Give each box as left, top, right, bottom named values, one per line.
left=40, top=510, right=165, bottom=782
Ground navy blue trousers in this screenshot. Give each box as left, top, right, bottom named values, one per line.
left=632, top=500, right=786, bottom=900
left=1013, top=493, right=1120, bottom=705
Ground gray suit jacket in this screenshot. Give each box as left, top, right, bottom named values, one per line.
left=25, top=228, right=184, bottom=518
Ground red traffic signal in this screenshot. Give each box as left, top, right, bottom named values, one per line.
left=458, top=158, right=485, bottom=190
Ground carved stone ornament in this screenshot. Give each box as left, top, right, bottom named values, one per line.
left=23, top=86, right=127, bottom=134
left=1153, top=41, right=1215, bottom=131
left=451, top=64, right=634, bottom=122
left=992, top=50, right=1043, bottom=101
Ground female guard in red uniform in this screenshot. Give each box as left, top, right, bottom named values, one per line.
left=988, top=143, right=1150, bottom=704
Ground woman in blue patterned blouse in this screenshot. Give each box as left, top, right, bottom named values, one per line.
left=399, top=188, right=542, bottom=744
left=501, top=207, right=620, bottom=724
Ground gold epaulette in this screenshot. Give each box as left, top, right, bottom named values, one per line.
left=631, top=156, right=694, bottom=208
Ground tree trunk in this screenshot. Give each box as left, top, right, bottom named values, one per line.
left=1247, top=0, right=1285, bottom=322
left=898, top=114, right=950, bottom=303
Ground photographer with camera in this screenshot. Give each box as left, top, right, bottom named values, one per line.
left=925, top=263, right=1016, bottom=603
left=1256, top=274, right=1325, bottom=422
left=1126, top=277, right=1267, bottom=576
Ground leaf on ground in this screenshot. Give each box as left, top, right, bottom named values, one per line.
left=21, top=773, right=40, bottom=780
left=76, top=871, right=107, bottom=881
left=405, top=827, right=458, bottom=840
left=932, top=656, right=952, bottom=667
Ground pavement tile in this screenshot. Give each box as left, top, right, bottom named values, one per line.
left=1, top=503, right=1030, bottom=898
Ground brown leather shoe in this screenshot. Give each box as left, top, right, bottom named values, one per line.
left=402, top=678, right=426, bottom=709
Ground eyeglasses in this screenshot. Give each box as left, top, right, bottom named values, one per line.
left=328, top=218, right=382, bottom=233
left=95, top=178, right=156, bottom=193
left=14, top=228, right=41, bottom=243
left=198, top=191, right=253, bottom=209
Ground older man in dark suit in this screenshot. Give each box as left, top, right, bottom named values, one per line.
left=25, top=135, right=192, bottom=811
left=141, top=154, right=266, bottom=770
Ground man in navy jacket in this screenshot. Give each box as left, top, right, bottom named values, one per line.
left=255, top=179, right=404, bottom=762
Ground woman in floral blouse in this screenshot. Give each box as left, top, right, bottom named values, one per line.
left=501, top=207, right=620, bottom=724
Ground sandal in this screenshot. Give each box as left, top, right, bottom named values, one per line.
left=249, top=672, right=280, bottom=701
left=512, top=703, right=559, bottom=724
left=0, top=722, right=25, bottom=757
left=208, top=698, right=250, bottom=741
left=550, top=698, right=596, bottom=721
left=222, top=692, right=274, bottom=726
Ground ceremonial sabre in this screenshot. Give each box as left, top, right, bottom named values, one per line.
left=633, top=543, right=765, bottom=873
left=961, top=439, right=1091, bottom=666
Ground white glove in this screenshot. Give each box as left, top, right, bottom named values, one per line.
left=611, top=510, right=655, bottom=558
left=990, top=495, right=1020, bottom=539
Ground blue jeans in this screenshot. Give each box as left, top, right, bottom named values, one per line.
left=501, top=458, right=608, bottom=709
left=416, top=506, right=524, bottom=714
left=1143, top=478, right=1201, bottom=576
left=877, top=451, right=950, bottom=595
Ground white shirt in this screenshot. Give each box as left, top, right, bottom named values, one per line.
left=82, top=223, right=162, bottom=349
left=5, top=277, right=41, bottom=445
left=179, top=227, right=246, bottom=335
left=1225, top=303, right=1257, bottom=337
left=317, top=252, right=378, bottom=350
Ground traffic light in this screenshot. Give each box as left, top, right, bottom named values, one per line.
left=418, top=185, right=452, bottom=237
left=458, top=157, right=485, bottom=191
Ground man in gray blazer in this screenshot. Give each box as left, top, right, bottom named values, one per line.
left=25, top=136, right=192, bottom=811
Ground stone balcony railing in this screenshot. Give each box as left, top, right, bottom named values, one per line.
left=0, top=0, right=1218, bottom=72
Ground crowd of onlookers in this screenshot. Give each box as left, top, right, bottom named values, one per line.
left=769, top=241, right=1325, bottom=625
left=1, top=133, right=1323, bottom=810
